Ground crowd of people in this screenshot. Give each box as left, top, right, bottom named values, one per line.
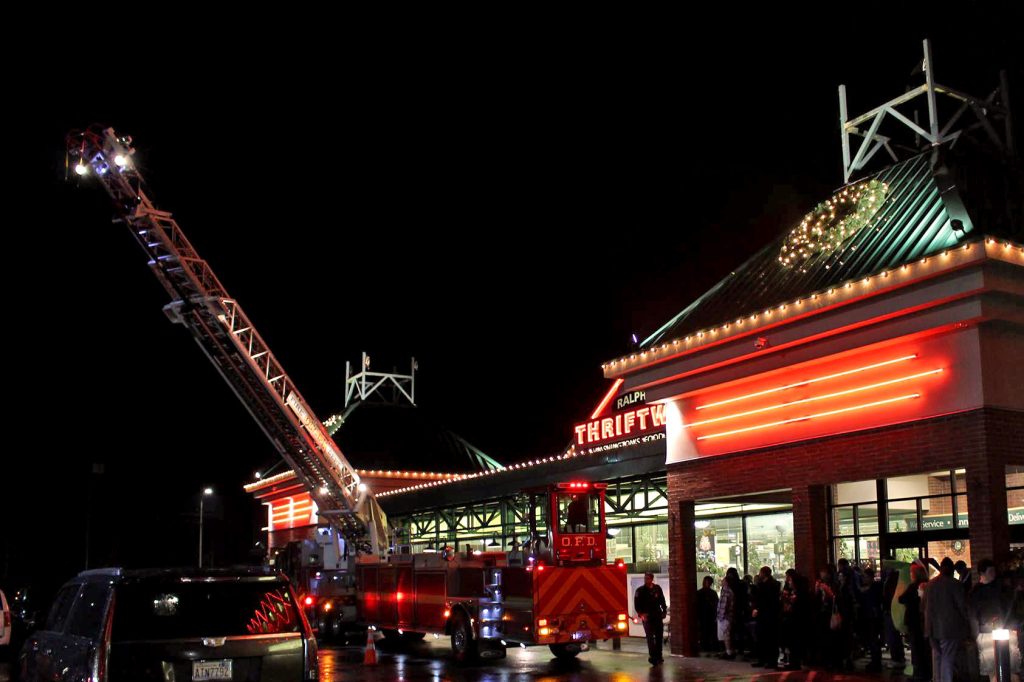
left=696, top=556, right=1024, bottom=681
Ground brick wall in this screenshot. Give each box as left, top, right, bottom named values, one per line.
left=665, top=407, right=1024, bottom=656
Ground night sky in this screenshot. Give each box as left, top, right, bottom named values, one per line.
left=5, top=14, right=1020, bottom=599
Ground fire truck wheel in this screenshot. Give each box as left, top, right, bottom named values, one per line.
left=450, top=612, right=478, bottom=664
left=549, top=643, right=581, bottom=659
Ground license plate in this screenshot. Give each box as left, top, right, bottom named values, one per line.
left=193, top=659, right=232, bottom=681
left=572, top=630, right=590, bottom=641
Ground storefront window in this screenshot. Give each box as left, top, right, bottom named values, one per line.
left=834, top=538, right=854, bottom=562
left=635, top=523, right=668, bottom=572
left=745, top=513, right=794, bottom=576
left=888, top=499, right=919, bottom=532
left=607, top=526, right=633, bottom=564
left=695, top=517, right=744, bottom=586
left=834, top=480, right=877, bottom=504
left=955, top=495, right=969, bottom=528
left=1008, top=466, right=1024, bottom=526
left=886, top=470, right=969, bottom=531
left=857, top=505, right=879, bottom=535
left=858, top=536, right=881, bottom=570
left=830, top=471, right=969, bottom=567
left=954, top=468, right=966, bottom=493
left=833, top=507, right=855, bottom=536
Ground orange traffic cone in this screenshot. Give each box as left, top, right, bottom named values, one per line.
left=363, top=628, right=378, bottom=665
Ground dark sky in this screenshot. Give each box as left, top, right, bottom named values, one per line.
left=5, top=13, right=1020, bottom=594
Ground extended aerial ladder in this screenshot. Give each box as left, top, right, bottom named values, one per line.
left=66, top=126, right=389, bottom=555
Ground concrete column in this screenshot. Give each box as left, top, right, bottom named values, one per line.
left=792, top=484, right=829, bottom=579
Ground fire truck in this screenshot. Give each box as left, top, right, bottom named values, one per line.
left=359, top=482, right=629, bottom=660
left=67, top=127, right=628, bottom=661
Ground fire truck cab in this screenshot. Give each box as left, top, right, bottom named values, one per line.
left=529, top=481, right=608, bottom=566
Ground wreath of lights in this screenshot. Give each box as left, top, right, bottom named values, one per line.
left=778, top=178, right=889, bottom=268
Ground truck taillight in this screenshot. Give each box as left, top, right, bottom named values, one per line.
left=323, top=602, right=332, bottom=612
left=539, top=627, right=550, bottom=636
left=538, top=619, right=548, bottom=627
left=443, top=609, right=451, bottom=618
left=616, top=622, right=628, bottom=631
left=617, top=613, right=627, bottom=621
left=304, top=596, right=314, bottom=606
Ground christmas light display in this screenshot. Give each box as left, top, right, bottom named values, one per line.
left=778, top=179, right=889, bottom=268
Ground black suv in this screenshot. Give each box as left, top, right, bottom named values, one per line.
left=19, top=567, right=318, bottom=681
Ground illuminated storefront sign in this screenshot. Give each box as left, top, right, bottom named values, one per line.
left=667, top=340, right=958, bottom=462
left=574, top=404, right=667, bottom=447
left=895, top=508, right=1024, bottom=531
left=268, top=493, right=318, bottom=530
left=615, top=390, right=646, bottom=411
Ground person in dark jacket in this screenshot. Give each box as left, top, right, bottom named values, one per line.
left=813, top=565, right=837, bottom=668
left=970, top=558, right=1020, bottom=681
left=925, top=557, right=971, bottom=682
left=697, top=576, right=720, bottom=652
left=834, top=559, right=858, bottom=670
left=751, top=566, right=781, bottom=668
left=899, top=562, right=931, bottom=681
left=733, top=575, right=751, bottom=656
left=779, top=568, right=808, bottom=670
left=634, top=572, right=668, bottom=665
left=882, top=568, right=906, bottom=665
left=859, top=567, right=884, bottom=671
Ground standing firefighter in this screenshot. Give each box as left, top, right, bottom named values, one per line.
left=635, top=572, right=668, bottom=664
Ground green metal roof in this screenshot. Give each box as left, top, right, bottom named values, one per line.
left=643, top=149, right=1019, bottom=349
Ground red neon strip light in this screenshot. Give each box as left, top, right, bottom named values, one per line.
left=274, top=507, right=313, bottom=518
left=591, top=378, right=625, bottom=419
left=272, top=509, right=314, bottom=519
left=696, top=354, right=918, bottom=411
left=696, top=393, right=920, bottom=441
left=686, top=369, right=942, bottom=429
left=272, top=505, right=314, bottom=514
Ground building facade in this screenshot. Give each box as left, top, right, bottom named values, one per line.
left=603, top=149, right=1023, bottom=654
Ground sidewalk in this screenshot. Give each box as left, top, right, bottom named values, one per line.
left=605, top=637, right=909, bottom=680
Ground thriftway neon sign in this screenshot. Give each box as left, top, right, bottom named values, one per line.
left=574, top=404, right=666, bottom=447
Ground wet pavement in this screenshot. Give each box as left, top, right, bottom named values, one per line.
left=319, top=636, right=910, bottom=681
left=0, top=638, right=910, bottom=681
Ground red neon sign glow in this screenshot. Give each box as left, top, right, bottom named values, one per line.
left=269, top=493, right=316, bottom=530
left=696, top=393, right=920, bottom=441
left=686, top=369, right=942, bottom=429
left=695, top=354, right=917, bottom=411
left=590, top=378, right=625, bottom=420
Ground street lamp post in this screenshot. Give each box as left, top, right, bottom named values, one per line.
left=199, top=487, right=213, bottom=567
